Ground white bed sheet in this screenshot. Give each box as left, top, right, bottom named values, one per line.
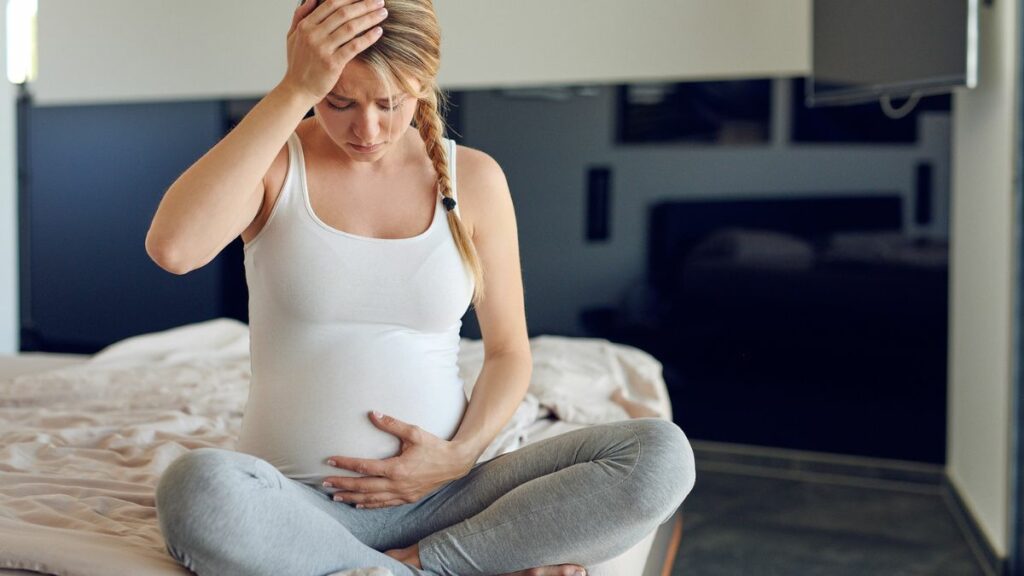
left=0, top=319, right=675, bottom=576
left=0, top=353, right=89, bottom=381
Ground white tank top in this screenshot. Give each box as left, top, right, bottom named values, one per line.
left=235, top=132, right=474, bottom=490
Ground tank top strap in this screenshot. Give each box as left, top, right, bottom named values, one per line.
left=287, top=131, right=301, bottom=164
left=242, top=132, right=303, bottom=251
left=286, top=131, right=304, bottom=201
left=284, top=131, right=313, bottom=221
left=445, top=137, right=461, bottom=220
left=266, top=131, right=302, bottom=215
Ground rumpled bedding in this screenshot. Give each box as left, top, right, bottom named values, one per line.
left=0, top=318, right=671, bottom=576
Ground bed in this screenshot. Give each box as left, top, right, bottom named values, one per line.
left=584, top=193, right=948, bottom=463
left=0, top=318, right=684, bottom=576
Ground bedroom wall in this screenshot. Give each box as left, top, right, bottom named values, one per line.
left=457, top=80, right=951, bottom=338
left=947, top=0, right=1018, bottom=558
left=0, top=7, right=20, bottom=354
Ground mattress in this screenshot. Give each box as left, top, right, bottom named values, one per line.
left=0, top=352, right=89, bottom=381
left=0, top=320, right=683, bottom=576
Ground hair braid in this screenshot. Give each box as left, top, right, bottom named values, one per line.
left=413, top=91, right=485, bottom=306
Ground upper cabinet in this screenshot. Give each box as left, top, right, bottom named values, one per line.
left=433, top=0, right=810, bottom=89
left=32, top=0, right=810, bottom=106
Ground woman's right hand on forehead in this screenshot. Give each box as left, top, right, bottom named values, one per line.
left=281, top=0, right=388, bottom=105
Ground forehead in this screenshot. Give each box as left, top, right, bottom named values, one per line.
left=331, top=63, right=420, bottom=99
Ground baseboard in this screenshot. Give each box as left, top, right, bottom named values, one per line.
left=942, top=477, right=1008, bottom=576
left=690, top=439, right=945, bottom=492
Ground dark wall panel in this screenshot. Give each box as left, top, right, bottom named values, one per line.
left=23, top=100, right=227, bottom=352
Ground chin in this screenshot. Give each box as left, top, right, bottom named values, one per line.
left=347, top=150, right=389, bottom=163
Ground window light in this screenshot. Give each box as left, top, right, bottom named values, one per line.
left=6, top=0, right=37, bottom=85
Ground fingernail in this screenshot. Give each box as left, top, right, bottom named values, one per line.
left=333, top=494, right=344, bottom=501
left=326, top=459, right=336, bottom=466
left=322, top=480, right=331, bottom=487
left=372, top=411, right=383, bottom=419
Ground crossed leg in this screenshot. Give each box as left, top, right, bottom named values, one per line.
left=371, top=418, right=696, bottom=576
left=153, top=418, right=694, bottom=576
left=154, top=447, right=431, bottom=576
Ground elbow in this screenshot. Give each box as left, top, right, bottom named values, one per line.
left=145, top=232, right=191, bottom=275
left=482, top=348, right=533, bottom=385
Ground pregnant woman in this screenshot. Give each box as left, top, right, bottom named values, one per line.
left=146, top=1, right=695, bottom=574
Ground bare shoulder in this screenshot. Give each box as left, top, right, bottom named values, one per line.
left=453, top=144, right=512, bottom=239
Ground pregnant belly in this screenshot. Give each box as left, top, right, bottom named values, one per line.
left=235, top=372, right=468, bottom=492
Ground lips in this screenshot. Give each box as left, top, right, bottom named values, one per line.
left=351, top=142, right=383, bottom=152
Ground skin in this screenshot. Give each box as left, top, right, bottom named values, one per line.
left=307, top=59, right=424, bottom=175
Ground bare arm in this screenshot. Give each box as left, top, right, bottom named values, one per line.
left=450, top=149, right=533, bottom=463
left=452, top=352, right=532, bottom=463
left=146, top=0, right=388, bottom=274
left=145, top=83, right=314, bottom=274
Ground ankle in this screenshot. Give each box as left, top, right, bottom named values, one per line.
left=409, top=543, right=422, bottom=569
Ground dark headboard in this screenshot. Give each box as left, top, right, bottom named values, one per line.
left=646, top=194, right=904, bottom=292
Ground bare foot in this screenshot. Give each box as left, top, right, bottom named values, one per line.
left=383, top=544, right=421, bottom=568
left=610, top=387, right=661, bottom=418
left=384, top=542, right=586, bottom=576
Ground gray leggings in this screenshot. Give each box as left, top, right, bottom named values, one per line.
left=155, top=417, right=696, bottom=576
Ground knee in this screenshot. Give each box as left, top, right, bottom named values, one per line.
left=627, top=418, right=696, bottom=520
left=155, top=448, right=257, bottom=544
left=157, top=448, right=234, bottom=502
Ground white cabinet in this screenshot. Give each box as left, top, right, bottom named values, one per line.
left=33, top=0, right=810, bottom=106
left=435, top=0, right=810, bottom=90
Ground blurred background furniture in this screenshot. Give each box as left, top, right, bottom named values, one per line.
left=582, top=194, right=948, bottom=463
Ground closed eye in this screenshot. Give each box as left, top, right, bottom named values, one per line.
left=326, top=101, right=402, bottom=112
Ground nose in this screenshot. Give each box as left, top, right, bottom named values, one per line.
left=353, top=109, right=382, bottom=142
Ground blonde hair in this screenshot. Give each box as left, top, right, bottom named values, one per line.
left=355, top=0, right=485, bottom=307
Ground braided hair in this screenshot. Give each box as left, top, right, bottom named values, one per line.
left=355, top=0, right=485, bottom=306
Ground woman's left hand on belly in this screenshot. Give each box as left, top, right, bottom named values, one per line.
left=321, top=410, right=474, bottom=509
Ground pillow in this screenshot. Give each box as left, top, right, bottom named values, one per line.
left=686, top=227, right=815, bottom=269
left=822, top=232, right=948, bottom=268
